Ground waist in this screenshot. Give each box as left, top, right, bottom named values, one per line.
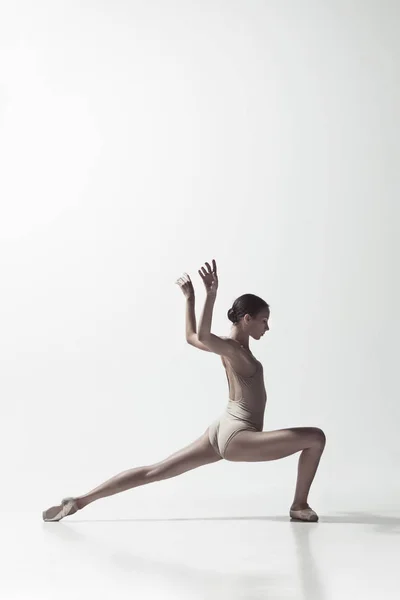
left=225, top=398, right=265, bottom=429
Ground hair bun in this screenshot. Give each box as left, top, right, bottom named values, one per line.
left=227, top=307, right=237, bottom=323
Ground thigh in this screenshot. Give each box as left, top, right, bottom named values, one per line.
left=224, top=426, right=325, bottom=462
left=148, top=428, right=222, bottom=481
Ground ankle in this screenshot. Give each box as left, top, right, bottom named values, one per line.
left=291, top=502, right=310, bottom=511
left=75, top=497, right=85, bottom=510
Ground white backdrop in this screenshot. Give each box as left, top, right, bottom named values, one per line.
left=1, top=0, right=399, bottom=519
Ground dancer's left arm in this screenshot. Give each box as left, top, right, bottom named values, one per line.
left=185, top=297, right=211, bottom=351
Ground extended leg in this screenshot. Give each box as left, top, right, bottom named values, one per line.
left=42, top=430, right=221, bottom=521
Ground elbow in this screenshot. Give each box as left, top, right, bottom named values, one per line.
left=197, top=332, right=209, bottom=342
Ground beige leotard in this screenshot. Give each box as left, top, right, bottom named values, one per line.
left=208, top=346, right=267, bottom=458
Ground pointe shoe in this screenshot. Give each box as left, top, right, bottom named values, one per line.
left=42, top=497, right=79, bottom=522
left=290, top=507, right=319, bottom=522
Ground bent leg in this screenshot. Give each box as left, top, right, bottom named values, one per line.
left=75, top=428, right=221, bottom=510
left=224, top=426, right=326, bottom=519
left=224, top=426, right=325, bottom=462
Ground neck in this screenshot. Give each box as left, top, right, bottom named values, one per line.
left=229, top=327, right=250, bottom=350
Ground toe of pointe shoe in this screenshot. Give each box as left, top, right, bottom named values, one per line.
left=290, top=508, right=319, bottom=522
left=42, top=497, right=78, bottom=522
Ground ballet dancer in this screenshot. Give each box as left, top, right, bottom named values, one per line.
left=42, top=259, right=326, bottom=523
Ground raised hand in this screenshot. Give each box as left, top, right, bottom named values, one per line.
left=175, top=272, right=195, bottom=300
left=198, top=259, right=218, bottom=295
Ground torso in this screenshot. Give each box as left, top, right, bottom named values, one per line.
left=220, top=343, right=267, bottom=408
left=220, top=337, right=259, bottom=378
left=208, top=340, right=267, bottom=456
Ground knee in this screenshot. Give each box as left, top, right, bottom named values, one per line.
left=313, top=427, right=326, bottom=448
left=310, top=427, right=326, bottom=448
left=146, top=461, right=180, bottom=483
left=145, top=464, right=163, bottom=483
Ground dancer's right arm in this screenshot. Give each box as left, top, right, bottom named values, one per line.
left=197, top=292, right=240, bottom=359
left=197, top=259, right=242, bottom=359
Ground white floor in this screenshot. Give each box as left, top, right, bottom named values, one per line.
left=4, top=502, right=400, bottom=599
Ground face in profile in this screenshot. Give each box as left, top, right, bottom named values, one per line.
left=247, top=308, right=270, bottom=340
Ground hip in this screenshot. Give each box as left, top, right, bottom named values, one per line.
left=208, top=412, right=263, bottom=459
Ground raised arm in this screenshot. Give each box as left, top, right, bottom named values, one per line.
left=197, top=260, right=240, bottom=359
left=185, top=296, right=211, bottom=351
left=176, top=272, right=210, bottom=352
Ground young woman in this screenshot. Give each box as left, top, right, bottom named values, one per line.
left=43, top=259, right=326, bottom=523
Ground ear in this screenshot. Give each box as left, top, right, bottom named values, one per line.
left=243, top=313, right=252, bottom=325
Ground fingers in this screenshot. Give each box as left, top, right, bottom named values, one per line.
left=179, top=261, right=217, bottom=284
left=198, top=259, right=218, bottom=279
left=175, top=273, right=194, bottom=289
left=204, top=260, right=217, bottom=274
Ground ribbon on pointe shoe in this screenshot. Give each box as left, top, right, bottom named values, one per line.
left=42, top=497, right=78, bottom=522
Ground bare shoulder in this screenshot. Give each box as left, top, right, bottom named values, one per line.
left=220, top=337, right=258, bottom=376
left=198, top=333, right=243, bottom=359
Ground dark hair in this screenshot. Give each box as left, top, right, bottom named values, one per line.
left=227, top=294, right=270, bottom=324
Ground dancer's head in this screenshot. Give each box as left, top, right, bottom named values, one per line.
left=227, top=294, right=270, bottom=340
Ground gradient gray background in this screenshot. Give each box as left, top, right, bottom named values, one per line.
left=1, top=0, right=399, bottom=526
